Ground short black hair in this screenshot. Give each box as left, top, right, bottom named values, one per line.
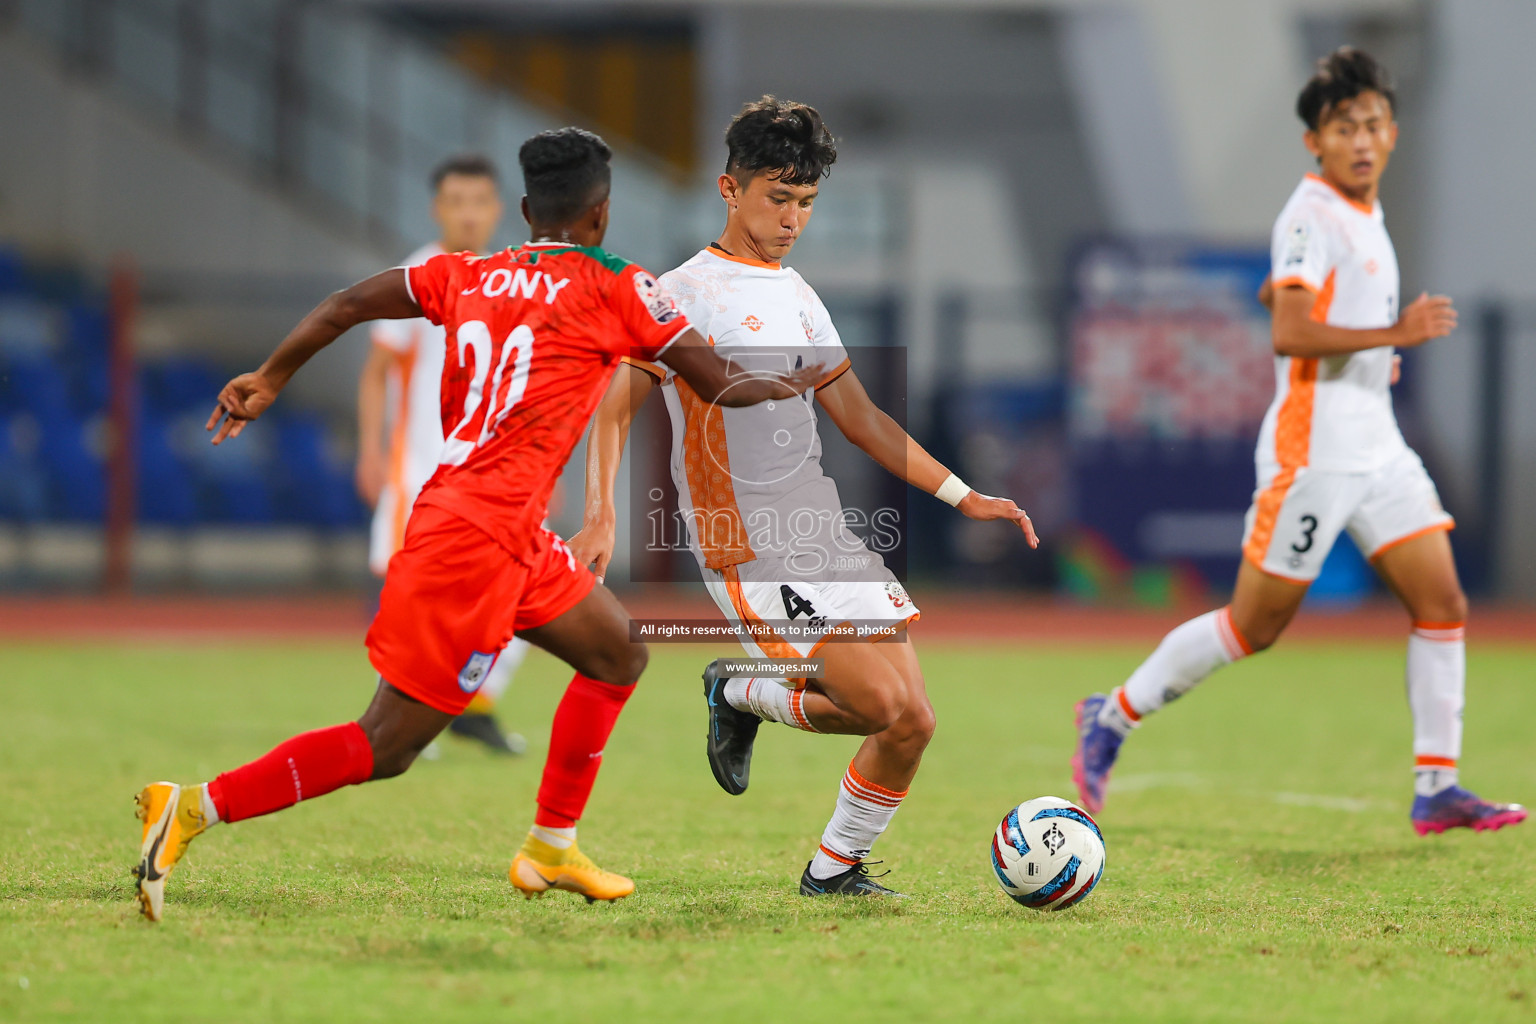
left=518, top=128, right=613, bottom=224
left=724, top=96, right=837, bottom=187
left=1296, top=47, right=1396, bottom=131
left=430, top=153, right=499, bottom=191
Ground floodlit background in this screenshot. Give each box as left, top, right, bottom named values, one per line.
left=0, top=0, right=1532, bottom=603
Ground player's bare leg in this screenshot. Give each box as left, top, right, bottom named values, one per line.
left=134, top=680, right=449, bottom=922
left=799, top=639, right=933, bottom=895
left=1372, top=530, right=1525, bottom=833
left=1073, top=561, right=1308, bottom=813
left=506, top=584, right=647, bottom=902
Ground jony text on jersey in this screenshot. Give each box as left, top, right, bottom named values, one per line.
left=460, top=267, right=571, bottom=304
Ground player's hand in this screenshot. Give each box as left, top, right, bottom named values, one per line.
left=752, top=362, right=825, bottom=400
left=206, top=371, right=279, bottom=445
left=355, top=447, right=387, bottom=507
left=1391, top=354, right=1402, bottom=386
left=956, top=490, right=1040, bottom=549
left=568, top=511, right=617, bottom=583
left=1394, top=292, right=1457, bottom=347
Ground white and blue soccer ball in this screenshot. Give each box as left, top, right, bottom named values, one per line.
left=990, top=796, right=1105, bottom=910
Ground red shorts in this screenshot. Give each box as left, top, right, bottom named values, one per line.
left=366, top=504, right=595, bottom=714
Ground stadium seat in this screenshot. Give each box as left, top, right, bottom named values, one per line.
left=136, top=414, right=198, bottom=527
left=142, top=358, right=225, bottom=417
left=270, top=416, right=364, bottom=527
left=0, top=414, right=49, bottom=521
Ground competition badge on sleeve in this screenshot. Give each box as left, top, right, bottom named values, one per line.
left=634, top=272, right=680, bottom=324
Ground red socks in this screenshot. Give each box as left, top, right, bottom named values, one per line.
left=207, top=722, right=374, bottom=824
left=535, top=674, right=635, bottom=828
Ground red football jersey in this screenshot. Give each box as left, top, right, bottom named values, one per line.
left=405, top=242, right=689, bottom=553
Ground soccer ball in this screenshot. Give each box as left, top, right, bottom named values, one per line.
left=990, top=796, right=1105, bottom=910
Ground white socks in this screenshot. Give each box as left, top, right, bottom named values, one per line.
left=723, top=677, right=817, bottom=732
left=808, top=761, right=907, bottom=879
left=529, top=824, right=576, bottom=850
left=1409, top=620, right=1465, bottom=796
left=1100, top=606, right=1251, bottom=733
left=197, top=783, right=221, bottom=827
left=483, top=639, right=529, bottom=703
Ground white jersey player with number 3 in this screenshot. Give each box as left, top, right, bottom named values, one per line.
left=1072, top=48, right=1525, bottom=837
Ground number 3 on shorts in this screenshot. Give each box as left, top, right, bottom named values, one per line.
left=1290, top=514, right=1319, bottom=555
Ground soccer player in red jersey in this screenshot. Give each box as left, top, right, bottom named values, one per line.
left=131, top=128, right=823, bottom=922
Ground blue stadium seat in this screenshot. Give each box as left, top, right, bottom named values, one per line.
left=38, top=412, right=104, bottom=521
left=0, top=248, right=25, bottom=295
left=136, top=414, right=198, bottom=527
left=271, top=416, right=364, bottom=527
left=0, top=414, right=49, bottom=521
left=142, top=359, right=225, bottom=417
left=7, top=355, right=75, bottom=423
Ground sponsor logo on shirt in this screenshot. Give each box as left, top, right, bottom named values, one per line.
left=742, top=315, right=764, bottom=332
left=1284, top=220, right=1309, bottom=267
left=633, top=272, right=680, bottom=324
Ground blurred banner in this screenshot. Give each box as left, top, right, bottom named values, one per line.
left=1064, top=239, right=1371, bottom=604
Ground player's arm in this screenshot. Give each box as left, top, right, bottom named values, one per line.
left=207, top=268, right=420, bottom=444
left=355, top=341, right=397, bottom=506
left=1271, top=284, right=1456, bottom=358
left=568, top=362, right=661, bottom=579
left=658, top=329, right=823, bottom=407
left=815, top=369, right=1039, bottom=548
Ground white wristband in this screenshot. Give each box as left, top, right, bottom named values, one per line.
left=935, top=473, right=970, bottom=507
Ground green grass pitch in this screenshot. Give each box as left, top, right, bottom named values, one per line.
left=1, top=636, right=1533, bottom=1022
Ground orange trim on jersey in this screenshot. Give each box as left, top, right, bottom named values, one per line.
left=387, top=345, right=417, bottom=557
left=1270, top=275, right=1319, bottom=294
left=1305, top=172, right=1375, bottom=216
left=722, top=565, right=798, bottom=660
left=1115, top=687, right=1141, bottom=724
left=707, top=248, right=782, bottom=271
left=1369, top=520, right=1455, bottom=561
left=817, top=357, right=852, bottom=389
left=676, top=378, right=755, bottom=568
left=868, top=611, right=919, bottom=643
left=1415, top=755, right=1457, bottom=769
left=1245, top=271, right=1333, bottom=567
left=1241, top=467, right=1297, bottom=570
left=1309, top=270, right=1336, bottom=324
left=620, top=355, right=666, bottom=380
left=807, top=621, right=853, bottom=658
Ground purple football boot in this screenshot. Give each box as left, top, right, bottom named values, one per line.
left=1412, top=786, right=1527, bottom=836
left=1072, top=694, right=1125, bottom=814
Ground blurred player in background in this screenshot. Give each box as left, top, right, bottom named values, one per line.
left=572, top=98, right=1038, bottom=896
left=356, top=153, right=526, bottom=756
left=131, top=128, right=823, bottom=922
left=1073, top=48, right=1525, bottom=836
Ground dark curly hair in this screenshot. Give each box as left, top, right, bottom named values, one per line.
left=518, top=127, right=612, bottom=224
left=1296, top=47, right=1396, bottom=131
left=724, top=96, right=837, bottom=186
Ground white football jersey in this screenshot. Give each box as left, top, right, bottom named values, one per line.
left=1259, top=173, right=1408, bottom=473
left=632, top=247, right=856, bottom=573
left=368, top=241, right=447, bottom=574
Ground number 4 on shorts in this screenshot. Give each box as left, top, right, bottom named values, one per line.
left=780, top=585, right=816, bottom=620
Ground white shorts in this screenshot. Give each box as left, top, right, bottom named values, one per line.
left=702, top=555, right=920, bottom=659
left=1241, top=448, right=1454, bottom=583
left=368, top=481, right=420, bottom=577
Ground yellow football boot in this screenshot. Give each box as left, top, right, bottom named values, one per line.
left=132, top=782, right=210, bottom=922
left=509, top=837, right=634, bottom=903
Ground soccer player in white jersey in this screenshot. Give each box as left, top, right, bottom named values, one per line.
left=1073, top=49, right=1525, bottom=836
left=356, top=154, right=527, bottom=755
left=571, top=97, right=1038, bottom=895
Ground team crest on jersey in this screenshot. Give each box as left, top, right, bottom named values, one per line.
left=633, top=272, right=680, bottom=324
left=885, top=581, right=910, bottom=609
left=1284, top=220, right=1309, bottom=267
left=457, top=651, right=495, bottom=693
left=800, top=311, right=814, bottom=343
